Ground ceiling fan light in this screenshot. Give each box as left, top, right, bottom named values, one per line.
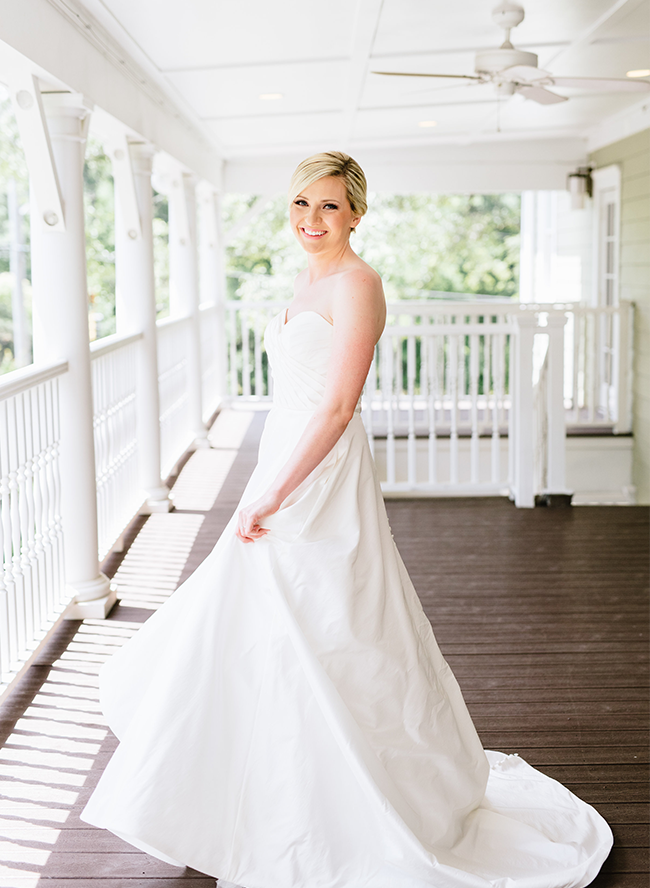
left=626, top=69, right=650, bottom=78
left=475, top=47, right=538, bottom=75
left=419, top=120, right=437, bottom=127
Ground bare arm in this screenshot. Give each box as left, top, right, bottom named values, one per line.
left=236, top=271, right=385, bottom=542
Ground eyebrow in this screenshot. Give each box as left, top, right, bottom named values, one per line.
left=295, top=195, right=340, bottom=203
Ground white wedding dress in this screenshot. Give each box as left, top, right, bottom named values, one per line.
left=81, top=310, right=613, bottom=888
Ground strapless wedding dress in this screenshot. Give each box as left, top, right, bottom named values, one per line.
left=81, top=310, right=612, bottom=888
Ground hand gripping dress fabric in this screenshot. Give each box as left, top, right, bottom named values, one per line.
left=81, top=310, right=613, bottom=888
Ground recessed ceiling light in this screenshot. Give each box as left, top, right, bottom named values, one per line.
left=419, top=120, right=437, bottom=127
left=626, top=69, right=650, bottom=78
left=259, top=92, right=283, bottom=100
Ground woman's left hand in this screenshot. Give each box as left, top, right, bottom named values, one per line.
left=236, top=490, right=283, bottom=543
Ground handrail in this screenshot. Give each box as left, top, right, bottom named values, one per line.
left=0, top=359, right=69, bottom=402
left=89, top=331, right=143, bottom=359
left=156, top=314, right=192, bottom=331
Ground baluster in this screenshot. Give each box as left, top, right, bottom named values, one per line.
left=17, top=390, right=37, bottom=649
left=586, top=310, right=596, bottom=423
left=407, top=335, right=416, bottom=486
left=570, top=310, right=579, bottom=423
left=8, top=397, right=28, bottom=663
left=483, top=329, right=491, bottom=434
left=383, top=337, right=396, bottom=485
left=242, top=314, right=251, bottom=398
left=437, top=323, right=446, bottom=431
left=491, top=333, right=501, bottom=484
left=38, top=382, right=54, bottom=618
left=428, top=335, right=438, bottom=485
left=49, top=378, right=66, bottom=611
left=0, top=401, right=12, bottom=681
left=31, top=385, right=47, bottom=633
left=470, top=332, right=480, bottom=484
left=254, top=314, right=263, bottom=398
left=449, top=334, right=459, bottom=485
left=229, top=307, right=237, bottom=396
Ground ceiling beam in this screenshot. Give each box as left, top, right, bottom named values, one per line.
left=341, top=0, right=385, bottom=148
left=541, top=0, right=641, bottom=68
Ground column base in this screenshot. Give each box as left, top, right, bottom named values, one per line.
left=64, top=573, right=117, bottom=620
left=141, top=485, right=173, bottom=513
left=192, top=432, right=212, bottom=450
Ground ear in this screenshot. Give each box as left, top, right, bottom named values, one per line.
left=350, top=216, right=361, bottom=232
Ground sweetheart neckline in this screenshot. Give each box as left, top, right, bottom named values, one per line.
left=281, top=309, right=333, bottom=330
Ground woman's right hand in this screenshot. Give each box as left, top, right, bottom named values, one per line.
left=236, top=490, right=283, bottom=543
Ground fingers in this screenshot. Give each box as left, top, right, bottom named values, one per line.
left=236, top=512, right=269, bottom=543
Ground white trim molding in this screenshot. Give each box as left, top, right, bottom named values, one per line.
left=586, top=97, right=650, bottom=154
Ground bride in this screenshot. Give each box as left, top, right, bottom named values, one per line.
left=81, top=152, right=612, bottom=888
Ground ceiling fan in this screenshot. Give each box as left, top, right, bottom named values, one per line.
left=372, top=1, right=650, bottom=105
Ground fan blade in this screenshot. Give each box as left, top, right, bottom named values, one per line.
left=518, top=85, right=569, bottom=104
left=502, top=65, right=552, bottom=82
left=371, top=71, right=482, bottom=80
left=550, top=76, right=650, bottom=92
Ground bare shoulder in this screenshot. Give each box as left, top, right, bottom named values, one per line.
left=331, top=262, right=385, bottom=340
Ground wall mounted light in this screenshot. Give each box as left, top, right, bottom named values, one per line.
left=567, top=166, right=593, bottom=210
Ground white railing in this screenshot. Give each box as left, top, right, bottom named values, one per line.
left=0, top=361, right=67, bottom=688
left=156, top=315, right=193, bottom=478
left=563, top=301, right=634, bottom=432
left=199, top=303, right=222, bottom=422
left=90, top=333, right=143, bottom=560
left=225, top=299, right=633, bottom=497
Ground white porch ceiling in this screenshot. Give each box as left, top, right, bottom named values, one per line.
left=77, top=0, right=649, bottom=158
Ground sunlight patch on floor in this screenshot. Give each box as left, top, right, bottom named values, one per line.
left=170, top=448, right=238, bottom=511
left=209, top=408, right=253, bottom=449
left=110, top=512, right=204, bottom=609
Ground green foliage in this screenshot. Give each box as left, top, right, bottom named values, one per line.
left=153, top=191, right=170, bottom=317
left=0, top=272, right=32, bottom=373
left=224, top=192, right=520, bottom=301
left=84, top=138, right=116, bottom=339
left=357, top=193, right=520, bottom=300
left=0, top=89, right=28, bottom=186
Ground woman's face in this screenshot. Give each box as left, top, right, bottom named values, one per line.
left=289, top=176, right=361, bottom=255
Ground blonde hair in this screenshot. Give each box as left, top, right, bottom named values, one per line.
left=288, top=151, right=368, bottom=218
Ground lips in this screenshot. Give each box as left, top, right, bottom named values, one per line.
left=301, top=227, right=327, bottom=238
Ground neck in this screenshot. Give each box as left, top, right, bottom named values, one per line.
left=305, top=241, right=355, bottom=282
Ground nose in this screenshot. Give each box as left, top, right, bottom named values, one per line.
left=305, top=206, right=322, bottom=226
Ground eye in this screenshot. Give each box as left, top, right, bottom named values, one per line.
left=293, top=199, right=308, bottom=206
left=324, top=203, right=339, bottom=210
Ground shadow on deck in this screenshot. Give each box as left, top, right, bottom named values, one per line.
left=0, top=409, right=647, bottom=887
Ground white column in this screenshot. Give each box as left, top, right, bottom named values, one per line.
left=8, top=178, right=30, bottom=368
left=512, top=312, right=536, bottom=508
left=168, top=173, right=209, bottom=447
left=519, top=191, right=536, bottom=304
left=114, top=142, right=172, bottom=512
left=545, top=313, right=569, bottom=495
left=198, top=185, right=228, bottom=404
left=29, top=92, right=114, bottom=617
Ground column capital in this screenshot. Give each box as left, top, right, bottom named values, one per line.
left=41, top=92, right=93, bottom=142
left=127, top=141, right=156, bottom=177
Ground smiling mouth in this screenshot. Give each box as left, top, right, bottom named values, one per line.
left=301, top=227, right=327, bottom=238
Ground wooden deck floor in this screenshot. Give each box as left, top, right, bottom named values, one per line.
left=0, top=409, right=647, bottom=887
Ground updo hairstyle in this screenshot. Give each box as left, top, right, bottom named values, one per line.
left=288, top=151, right=368, bottom=219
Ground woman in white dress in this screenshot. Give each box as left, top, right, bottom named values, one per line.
left=81, top=152, right=613, bottom=888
